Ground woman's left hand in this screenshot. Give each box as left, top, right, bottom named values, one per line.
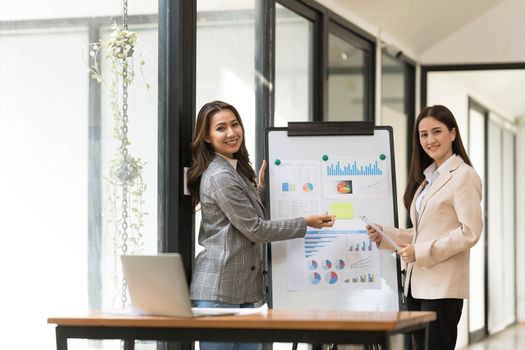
left=397, top=243, right=416, bottom=263
left=257, top=160, right=267, bottom=189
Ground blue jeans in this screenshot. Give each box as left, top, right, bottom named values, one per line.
left=192, top=300, right=261, bottom=350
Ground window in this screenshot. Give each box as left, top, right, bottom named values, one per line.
left=326, top=22, right=373, bottom=121
left=196, top=1, right=257, bottom=161
left=194, top=1, right=258, bottom=252
left=274, top=2, right=314, bottom=125
left=381, top=50, right=415, bottom=228
left=487, top=113, right=516, bottom=333
left=0, top=2, right=159, bottom=349
left=468, top=102, right=486, bottom=339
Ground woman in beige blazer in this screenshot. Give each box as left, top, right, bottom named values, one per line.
left=187, top=100, right=335, bottom=350
left=367, top=105, right=483, bottom=350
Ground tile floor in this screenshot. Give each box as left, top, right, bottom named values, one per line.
left=462, top=323, right=525, bottom=349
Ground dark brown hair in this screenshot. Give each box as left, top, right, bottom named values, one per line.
left=187, top=100, right=256, bottom=210
left=403, top=105, right=472, bottom=210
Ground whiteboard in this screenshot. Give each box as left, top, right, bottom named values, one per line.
left=266, top=126, right=401, bottom=311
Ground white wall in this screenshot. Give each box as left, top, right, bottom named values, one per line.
left=420, top=0, right=525, bottom=64
left=517, top=115, right=525, bottom=322
left=426, top=72, right=517, bottom=130
left=425, top=74, right=470, bottom=136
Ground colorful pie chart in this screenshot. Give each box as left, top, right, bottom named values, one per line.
left=336, top=181, right=352, bottom=194
left=323, top=259, right=332, bottom=269
left=325, top=271, right=338, bottom=284
left=309, top=272, right=321, bottom=285
left=335, top=259, right=345, bottom=270
left=303, top=182, right=314, bottom=192
left=307, top=259, right=318, bottom=270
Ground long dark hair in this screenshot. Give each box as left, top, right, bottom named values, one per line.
left=403, top=105, right=472, bottom=210
left=187, top=100, right=256, bottom=210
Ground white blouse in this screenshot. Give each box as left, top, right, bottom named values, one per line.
left=415, top=154, right=457, bottom=222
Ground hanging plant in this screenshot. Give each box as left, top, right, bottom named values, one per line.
left=87, top=3, right=149, bottom=308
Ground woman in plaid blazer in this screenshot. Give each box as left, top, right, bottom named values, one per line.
left=187, top=100, right=334, bottom=350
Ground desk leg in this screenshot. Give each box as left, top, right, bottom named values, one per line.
left=423, top=324, right=429, bottom=350
left=55, top=327, right=68, bottom=350
left=378, top=334, right=391, bottom=350
left=123, top=339, right=135, bottom=350
left=312, top=344, right=323, bottom=350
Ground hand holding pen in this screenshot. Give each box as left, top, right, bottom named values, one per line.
left=304, top=212, right=336, bottom=229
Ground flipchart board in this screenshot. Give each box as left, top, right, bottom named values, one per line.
left=265, top=122, right=402, bottom=311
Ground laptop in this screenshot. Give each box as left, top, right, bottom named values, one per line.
left=121, top=253, right=237, bottom=317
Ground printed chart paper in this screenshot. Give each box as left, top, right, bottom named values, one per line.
left=267, top=128, right=400, bottom=311
left=323, top=158, right=388, bottom=199
left=271, top=160, right=322, bottom=219
left=287, top=228, right=381, bottom=290
left=270, top=156, right=388, bottom=291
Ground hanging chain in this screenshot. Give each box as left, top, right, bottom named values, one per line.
left=120, top=0, right=130, bottom=307
left=123, top=0, right=128, bottom=30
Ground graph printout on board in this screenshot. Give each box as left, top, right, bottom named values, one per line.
left=270, top=157, right=387, bottom=291
left=272, top=160, right=322, bottom=219
left=287, top=227, right=381, bottom=290
left=267, top=128, right=399, bottom=312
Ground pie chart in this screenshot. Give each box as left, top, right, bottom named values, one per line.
left=323, top=259, right=332, bottom=269
left=309, top=272, right=321, bottom=285
left=335, top=259, right=345, bottom=270
left=336, top=181, right=352, bottom=194
left=307, top=259, right=318, bottom=270
left=325, top=271, right=338, bottom=284
left=303, top=182, right=314, bottom=192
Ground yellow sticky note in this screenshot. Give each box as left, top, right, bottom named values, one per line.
left=329, top=202, right=353, bottom=219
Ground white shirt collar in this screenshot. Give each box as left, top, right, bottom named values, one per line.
left=423, top=154, right=456, bottom=185
left=216, top=152, right=238, bottom=170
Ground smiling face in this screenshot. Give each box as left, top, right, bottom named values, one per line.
left=206, top=108, right=243, bottom=159
left=418, top=116, right=456, bottom=166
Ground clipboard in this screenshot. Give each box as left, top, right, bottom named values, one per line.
left=359, top=215, right=401, bottom=250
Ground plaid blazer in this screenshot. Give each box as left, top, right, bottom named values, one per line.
left=190, top=155, right=306, bottom=304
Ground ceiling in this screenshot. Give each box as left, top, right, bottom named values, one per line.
left=332, top=0, right=505, bottom=54
left=330, top=0, right=525, bottom=120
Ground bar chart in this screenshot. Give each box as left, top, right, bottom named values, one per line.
left=326, top=160, right=383, bottom=176
left=304, top=229, right=367, bottom=258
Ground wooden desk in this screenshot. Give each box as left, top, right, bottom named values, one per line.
left=48, top=310, right=435, bottom=350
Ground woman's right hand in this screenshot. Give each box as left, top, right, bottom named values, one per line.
left=304, top=213, right=336, bottom=229
left=366, top=224, right=383, bottom=244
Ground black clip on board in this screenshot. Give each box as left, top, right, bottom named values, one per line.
left=287, top=121, right=374, bottom=136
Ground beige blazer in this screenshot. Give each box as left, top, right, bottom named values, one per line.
left=383, top=156, right=483, bottom=299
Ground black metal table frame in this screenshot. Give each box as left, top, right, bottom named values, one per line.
left=54, top=323, right=429, bottom=350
